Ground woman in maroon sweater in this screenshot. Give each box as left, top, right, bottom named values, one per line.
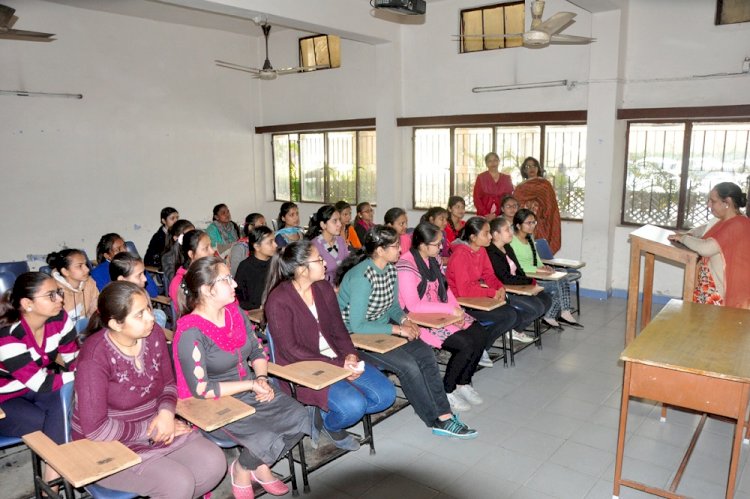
left=72, top=282, right=225, bottom=498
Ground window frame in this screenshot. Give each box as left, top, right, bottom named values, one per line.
left=298, top=34, right=340, bottom=71
left=411, top=121, right=587, bottom=221
left=621, top=117, right=750, bottom=229
left=459, top=1, right=525, bottom=54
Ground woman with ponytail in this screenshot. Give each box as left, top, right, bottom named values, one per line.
left=47, top=248, right=98, bottom=323
left=229, top=213, right=266, bottom=277
left=161, top=219, right=196, bottom=290
left=73, top=282, right=225, bottom=498
left=167, top=230, right=214, bottom=309
left=235, top=226, right=278, bottom=311
left=173, top=256, right=308, bottom=498
left=306, top=205, right=350, bottom=285
left=510, top=209, right=582, bottom=328
left=264, top=240, right=395, bottom=451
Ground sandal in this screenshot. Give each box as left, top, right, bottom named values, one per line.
left=230, top=459, right=255, bottom=499
left=250, top=470, right=289, bottom=496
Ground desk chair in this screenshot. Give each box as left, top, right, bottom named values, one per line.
left=535, top=238, right=582, bottom=316
left=0, top=271, right=15, bottom=295
left=0, top=261, right=29, bottom=280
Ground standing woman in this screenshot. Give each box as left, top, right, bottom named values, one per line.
left=47, top=248, right=99, bottom=322
left=514, top=157, right=562, bottom=254
left=275, top=202, right=304, bottom=248
left=446, top=217, right=530, bottom=368
left=353, top=202, right=375, bottom=244
left=264, top=241, right=395, bottom=450
left=167, top=230, right=214, bottom=308
left=510, top=209, right=582, bottom=328
left=306, top=205, right=350, bottom=285
left=397, top=223, right=489, bottom=413
left=669, top=182, right=750, bottom=309
left=445, top=196, right=466, bottom=247
left=384, top=207, right=411, bottom=255
left=335, top=201, right=361, bottom=249
left=145, top=207, right=179, bottom=268
left=337, top=225, right=477, bottom=438
left=472, top=152, right=514, bottom=220
left=72, top=282, right=225, bottom=498
left=235, top=226, right=277, bottom=311
left=0, top=272, right=78, bottom=483
left=173, top=257, right=309, bottom=497
left=206, top=203, right=241, bottom=254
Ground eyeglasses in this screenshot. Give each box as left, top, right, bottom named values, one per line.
left=387, top=242, right=401, bottom=249
left=427, top=241, right=443, bottom=248
left=212, top=274, right=235, bottom=285
left=306, top=257, right=325, bottom=266
left=523, top=220, right=538, bottom=226
left=504, top=203, right=519, bottom=209
left=33, top=289, right=65, bottom=302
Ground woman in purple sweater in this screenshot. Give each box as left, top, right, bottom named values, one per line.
left=72, top=282, right=226, bottom=499
left=305, top=205, right=350, bottom=286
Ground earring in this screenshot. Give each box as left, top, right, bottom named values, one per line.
left=725, top=204, right=729, bottom=208
left=26, top=307, right=32, bottom=312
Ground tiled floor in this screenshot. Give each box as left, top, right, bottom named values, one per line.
left=4, top=296, right=750, bottom=498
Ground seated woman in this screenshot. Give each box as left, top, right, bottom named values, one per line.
left=500, top=195, right=519, bottom=225
left=514, top=157, right=562, bottom=254
left=337, top=225, right=477, bottom=439
left=235, top=226, right=277, bottom=311
left=110, top=252, right=168, bottom=328
left=0, top=272, right=78, bottom=484
left=445, top=196, right=466, bottom=247
left=264, top=241, right=395, bottom=450
left=206, top=203, right=241, bottom=255
left=167, top=230, right=214, bottom=309
left=91, top=233, right=159, bottom=297
left=334, top=201, right=361, bottom=249
left=275, top=202, right=304, bottom=248
left=669, top=182, right=750, bottom=309
left=446, top=217, right=530, bottom=368
left=487, top=217, right=555, bottom=329
left=72, top=282, right=225, bottom=498
left=396, top=223, right=489, bottom=413
left=229, top=213, right=267, bottom=277
left=173, top=256, right=309, bottom=497
left=47, top=248, right=99, bottom=323
left=510, top=209, right=582, bottom=328
left=306, top=205, right=350, bottom=285
left=384, top=207, right=412, bottom=255
left=353, top=202, right=375, bottom=244
left=420, top=207, right=451, bottom=261
left=161, top=219, right=196, bottom=290
left=144, top=207, right=179, bottom=268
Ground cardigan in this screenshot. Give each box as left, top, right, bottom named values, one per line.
left=144, top=227, right=167, bottom=267
left=473, top=171, right=513, bottom=217
left=445, top=242, right=503, bottom=298
left=486, top=243, right=534, bottom=285
left=234, top=255, right=271, bottom=311
left=265, top=280, right=357, bottom=409
left=311, top=235, right=350, bottom=285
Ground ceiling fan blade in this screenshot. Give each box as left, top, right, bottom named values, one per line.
left=550, top=34, right=595, bottom=44
left=214, top=60, right=261, bottom=74
left=0, top=5, right=15, bottom=29
left=535, top=12, right=575, bottom=36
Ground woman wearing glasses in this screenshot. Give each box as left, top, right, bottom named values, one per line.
left=0, top=272, right=78, bottom=483
left=173, top=257, right=309, bottom=498
left=510, top=209, right=582, bottom=328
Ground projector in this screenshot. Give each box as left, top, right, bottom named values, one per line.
left=372, top=0, right=426, bottom=16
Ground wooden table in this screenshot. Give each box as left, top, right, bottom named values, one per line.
left=625, top=224, right=699, bottom=345
left=176, top=396, right=256, bottom=432
left=504, top=284, right=545, bottom=296
left=457, top=296, right=505, bottom=311
left=267, top=361, right=350, bottom=390
left=527, top=270, right=567, bottom=281
left=614, top=300, right=750, bottom=499
left=350, top=333, right=407, bottom=354
left=407, top=312, right=462, bottom=328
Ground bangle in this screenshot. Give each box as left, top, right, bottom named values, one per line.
left=256, top=375, right=268, bottom=381
left=398, top=325, right=403, bottom=337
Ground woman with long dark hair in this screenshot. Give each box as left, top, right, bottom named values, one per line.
left=306, top=205, right=350, bottom=285
left=235, top=225, right=278, bottom=311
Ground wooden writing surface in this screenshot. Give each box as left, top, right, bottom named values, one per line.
left=527, top=270, right=567, bottom=281
left=504, top=284, right=544, bottom=296
left=457, top=296, right=505, bottom=311
left=22, top=431, right=141, bottom=488
left=151, top=295, right=171, bottom=306
left=541, top=258, right=586, bottom=269
left=176, top=396, right=255, bottom=432
left=407, top=312, right=462, bottom=329
left=350, top=333, right=407, bottom=353
left=246, top=308, right=264, bottom=324
left=268, top=361, right=350, bottom=390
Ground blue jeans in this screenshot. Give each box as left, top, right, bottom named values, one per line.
left=322, top=364, right=396, bottom=432
left=507, top=292, right=552, bottom=330
left=0, top=388, right=66, bottom=444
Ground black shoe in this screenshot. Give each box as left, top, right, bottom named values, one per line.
left=558, top=316, right=584, bottom=329
left=431, top=415, right=478, bottom=439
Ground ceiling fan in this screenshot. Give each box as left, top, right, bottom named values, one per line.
left=458, top=0, right=594, bottom=48
left=0, top=4, right=55, bottom=42
left=215, top=22, right=328, bottom=80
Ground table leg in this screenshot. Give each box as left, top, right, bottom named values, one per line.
left=625, top=245, right=641, bottom=346
left=613, top=362, right=633, bottom=499
left=683, top=259, right=697, bottom=302
left=726, top=386, right=750, bottom=498
left=641, top=253, right=655, bottom=330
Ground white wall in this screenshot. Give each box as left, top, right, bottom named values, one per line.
left=0, top=0, right=259, bottom=265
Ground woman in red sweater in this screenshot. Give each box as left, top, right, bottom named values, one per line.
left=472, top=152, right=514, bottom=220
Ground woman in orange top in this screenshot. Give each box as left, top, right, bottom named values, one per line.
left=335, top=201, right=361, bottom=249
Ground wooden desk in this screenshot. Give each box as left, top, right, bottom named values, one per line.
left=527, top=270, right=567, bottom=281
left=151, top=295, right=171, bottom=307
left=457, top=296, right=505, bottom=311
left=176, top=397, right=256, bottom=432
left=407, top=312, right=461, bottom=329
left=541, top=258, right=586, bottom=269
left=268, top=361, right=350, bottom=390
left=22, top=432, right=141, bottom=488
left=503, top=284, right=544, bottom=296
left=625, top=224, right=699, bottom=345
left=614, top=300, right=750, bottom=499
left=350, top=333, right=407, bottom=354
left=246, top=308, right=264, bottom=324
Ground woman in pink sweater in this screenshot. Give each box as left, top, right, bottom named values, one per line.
left=397, top=223, right=489, bottom=413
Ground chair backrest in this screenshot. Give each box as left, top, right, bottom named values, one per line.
left=60, top=382, right=75, bottom=443
left=0, top=261, right=30, bottom=280
left=0, top=271, right=15, bottom=295
left=124, top=241, right=140, bottom=258
left=535, top=238, right=554, bottom=260
left=75, top=317, right=90, bottom=336
left=39, top=265, right=52, bottom=275
left=265, top=327, right=277, bottom=363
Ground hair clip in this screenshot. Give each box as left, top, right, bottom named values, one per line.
left=177, top=233, right=185, bottom=246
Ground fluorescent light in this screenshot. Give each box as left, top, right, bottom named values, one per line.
left=472, top=80, right=569, bottom=93
left=0, top=90, right=83, bottom=99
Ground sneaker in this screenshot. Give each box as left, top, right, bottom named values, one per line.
left=478, top=350, right=493, bottom=368
left=322, top=426, right=361, bottom=451
left=431, top=415, right=478, bottom=439
left=456, top=384, right=483, bottom=405
left=447, top=391, right=471, bottom=412
left=511, top=330, right=535, bottom=343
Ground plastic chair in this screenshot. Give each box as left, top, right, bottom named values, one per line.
left=124, top=241, right=140, bottom=258
left=535, top=238, right=582, bottom=317
left=39, top=265, right=52, bottom=275
left=0, top=261, right=29, bottom=279
left=0, top=271, right=15, bottom=295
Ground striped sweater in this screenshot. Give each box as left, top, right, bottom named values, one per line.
left=0, top=311, right=78, bottom=403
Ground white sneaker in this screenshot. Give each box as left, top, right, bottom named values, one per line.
left=511, top=330, right=535, bottom=343
left=478, top=350, right=493, bottom=368
left=456, top=385, right=483, bottom=405
left=447, top=391, right=471, bottom=412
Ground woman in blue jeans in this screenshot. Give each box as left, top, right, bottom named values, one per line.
left=264, top=240, right=396, bottom=451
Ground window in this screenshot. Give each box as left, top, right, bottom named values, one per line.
left=299, top=34, right=341, bottom=70
left=273, top=130, right=376, bottom=204
left=460, top=2, right=525, bottom=53
left=623, top=121, right=750, bottom=229
left=413, top=124, right=587, bottom=219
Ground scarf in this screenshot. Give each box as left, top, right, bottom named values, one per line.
left=703, top=215, right=750, bottom=309
left=172, top=302, right=248, bottom=399
left=409, top=248, right=448, bottom=302
left=276, top=226, right=303, bottom=239
left=214, top=221, right=239, bottom=245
